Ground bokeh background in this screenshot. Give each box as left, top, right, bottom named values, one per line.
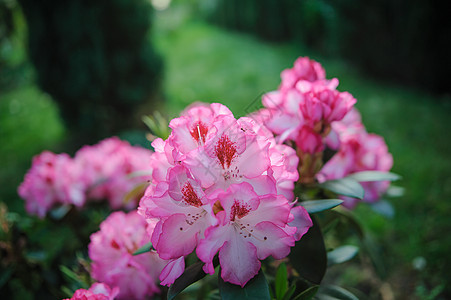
left=1, top=0, right=450, bottom=299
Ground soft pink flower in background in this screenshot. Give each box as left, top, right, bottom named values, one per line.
left=63, top=282, right=119, bottom=300
left=318, top=110, right=393, bottom=208
left=18, top=151, right=86, bottom=218
left=88, top=211, right=166, bottom=300
left=18, top=137, right=153, bottom=217
left=75, top=137, right=153, bottom=209
left=259, top=57, right=355, bottom=146
left=279, top=56, right=326, bottom=91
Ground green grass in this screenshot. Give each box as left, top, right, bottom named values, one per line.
left=152, top=6, right=451, bottom=298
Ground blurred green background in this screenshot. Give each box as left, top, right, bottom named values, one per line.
left=1, top=0, right=450, bottom=299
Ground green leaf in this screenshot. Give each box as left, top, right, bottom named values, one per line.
left=142, top=111, right=170, bottom=140
left=288, top=216, right=327, bottom=284
left=299, top=199, right=343, bottom=214
left=385, top=185, right=405, bottom=197
left=125, top=170, right=153, bottom=179
left=317, top=285, right=358, bottom=300
left=133, top=242, right=152, bottom=256
left=60, top=265, right=80, bottom=284
left=327, top=245, right=359, bottom=266
left=282, top=284, right=297, bottom=300
left=168, top=261, right=210, bottom=300
left=123, top=182, right=148, bottom=205
left=370, top=199, right=395, bottom=218
left=275, top=263, right=288, bottom=300
left=332, top=209, right=364, bottom=239
left=49, top=205, right=71, bottom=220
left=347, top=171, right=401, bottom=182
left=0, top=267, right=13, bottom=289
left=218, top=270, right=270, bottom=300
left=319, top=178, right=364, bottom=199
left=292, top=285, right=319, bottom=300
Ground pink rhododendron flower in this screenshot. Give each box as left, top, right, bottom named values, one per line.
left=89, top=211, right=167, bottom=300
left=139, top=102, right=311, bottom=287
left=260, top=80, right=356, bottom=145
left=64, top=283, right=119, bottom=300
left=318, top=111, right=393, bottom=208
left=75, top=137, right=152, bottom=209
left=169, top=102, right=233, bottom=157
left=279, top=56, right=326, bottom=91
left=18, top=151, right=86, bottom=218
left=184, top=115, right=274, bottom=195
left=196, top=182, right=302, bottom=287
left=141, top=165, right=217, bottom=260
left=253, top=57, right=358, bottom=183
left=18, top=137, right=153, bottom=217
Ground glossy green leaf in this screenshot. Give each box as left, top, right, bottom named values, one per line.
left=288, top=216, right=327, bottom=284
left=168, top=260, right=213, bottom=300
left=347, top=171, right=401, bottom=182
left=133, top=242, right=152, bottom=256
left=299, top=199, right=343, bottom=214
left=327, top=245, right=359, bottom=266
left=218, top=270, right=270, bottom=300
left=317, top=285, right=358, bottom=300
left=275, top=263, right=288, bottom=300
left=318, top=178, right=364, bottom=199
left=292, top=285, right=319, bottom=300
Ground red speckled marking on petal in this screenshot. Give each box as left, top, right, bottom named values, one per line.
left=190, top=121, right=209, bottom=144
left=181, top=182, right=202, bottom=207
left=215, top=135, right=237, bottom=169
left=230, top=201, right=250, bottom=221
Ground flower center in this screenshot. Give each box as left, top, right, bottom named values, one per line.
left=230, top=201, right=250, bottom=221
left=181, top=182, right=202, bottom=207
left=190, top=121, right=209, bottom=145
left=214, top=134, right=237, bottom=169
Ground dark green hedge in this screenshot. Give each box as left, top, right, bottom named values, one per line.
left=208, top=0, right=450, bottom=94
left=18, top=0, right=163, bottom=141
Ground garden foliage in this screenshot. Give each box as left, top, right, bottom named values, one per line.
left=206, top=0, right=449, bottom=94
left=17, top=0, right=163, bottom=140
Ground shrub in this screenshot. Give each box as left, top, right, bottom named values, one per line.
left=18, top=0, right=163, bottom=141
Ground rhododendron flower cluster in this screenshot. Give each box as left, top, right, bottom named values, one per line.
left=254, top=56, right=357, bottom=183
left=139, top=103, right=312, bottom=287
left=18, top=151, right=86, bottom=218
left=253, top=57, right=393, bottom=207
left=75, top=137, right=152, bottom=209
left=318, top=108, right=394, bottom=208
left=18, top=137, right=152, bottom=217
left=64, top=283, right=119, bottom=300
left=89, top=211, right=173, bottom=300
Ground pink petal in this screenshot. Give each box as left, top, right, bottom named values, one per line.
left=219, top=239, right=261, bottom=287
left=156, top=213, right=203, bottom=259
left=249, top=221, right=295, bottom=260
left=196, top=217, right=230, bottom=274
left=160, top=257, right=185, bottom=286
left=289, top=206, right=313, bottom=241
